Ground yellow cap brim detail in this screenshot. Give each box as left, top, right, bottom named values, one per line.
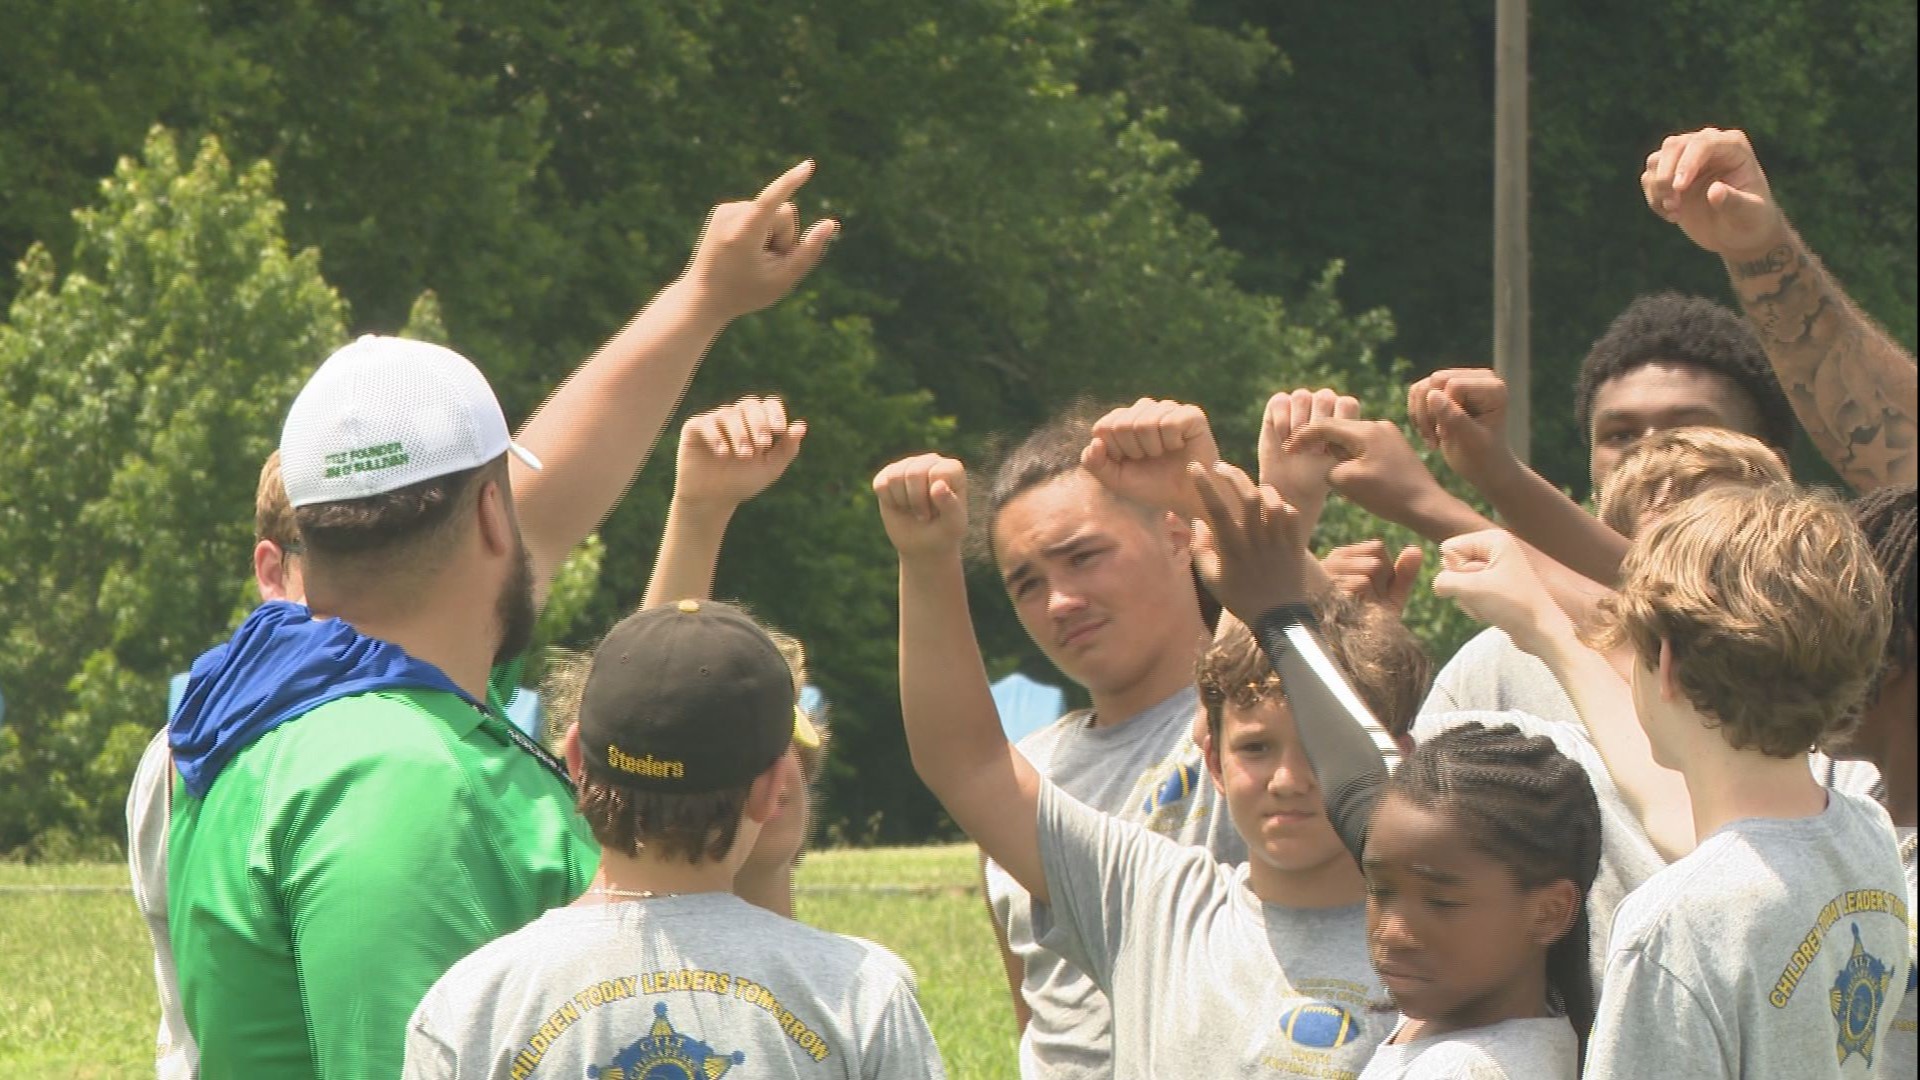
left=792, top=705, right=821, bottom=750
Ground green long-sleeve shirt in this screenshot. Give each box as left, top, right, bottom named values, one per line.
left=168, top=668, right=598, bottom=1080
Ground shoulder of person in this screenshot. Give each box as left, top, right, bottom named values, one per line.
left=834, top=933, right=923, bottom=994
left=1392, top=1039, right=1520, bottom=1080
left=1015, top=708, right=1090, bottom=760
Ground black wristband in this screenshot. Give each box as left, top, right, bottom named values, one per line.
left=1254, top=603, right=1319, bottom=636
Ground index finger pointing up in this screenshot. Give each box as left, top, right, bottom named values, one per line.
left=756, top=159, right=817, bottom=213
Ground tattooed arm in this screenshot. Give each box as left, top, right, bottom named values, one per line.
left=1643, top=127, right=1916, bottom=492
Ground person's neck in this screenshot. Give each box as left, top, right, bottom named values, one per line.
left=1863, top=677, right=1918, bottom=828
left=1086, top=624, right=1209, bottom=729
left=733, top=858, right=797, bottom=919
left=311, top=590, right=494, bottom=703
left=1872, top=728, right=1917, bottom=829
left=1246, top=852, right=1367, bottom=909
left=1399, top=967, right=1554, bottom=1044
left=1674, top=735, right=1828, bottom=841
left=574, top=846, right=740, bottom=907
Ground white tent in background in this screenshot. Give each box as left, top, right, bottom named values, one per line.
left=991, top=672, right=1065, bottom=745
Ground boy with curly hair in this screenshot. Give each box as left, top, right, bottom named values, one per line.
left=1585, top=483, right=1909, bottom=1078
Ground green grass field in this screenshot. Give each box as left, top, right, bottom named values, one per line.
left=0, top=845, right=1017, bottom=1079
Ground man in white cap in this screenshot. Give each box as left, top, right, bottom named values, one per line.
left=164, top=161, right=837, bottom=1080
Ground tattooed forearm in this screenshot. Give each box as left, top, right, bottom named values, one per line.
left=1731, top=244, right=1794, bottom=280
left=1728, top=227, right=1917, bottom=492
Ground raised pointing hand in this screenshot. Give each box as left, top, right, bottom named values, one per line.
left=686, top=160, right=840, bottom=322
left=1186, top=460, right=1313, bottom=623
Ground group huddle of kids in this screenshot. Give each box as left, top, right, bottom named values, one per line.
left=133, top=126, right=1915, bottom=1079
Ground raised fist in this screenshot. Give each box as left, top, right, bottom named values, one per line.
left=1641, top=128, right=1789, bottom=262
left=1408, top=368, right=1515, bottom=492
left=1082, top=398, right=1220, bottom=517
left=1430, top=529, right=1569, bottom=655
left=674, top=395, right=806, bottom=511
left=1258, top=388, right=1359, bottom=538
left=874, top=453, right=970, bottom=561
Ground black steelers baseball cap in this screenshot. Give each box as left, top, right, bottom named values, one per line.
left=579, top=599, right=797, bottom=792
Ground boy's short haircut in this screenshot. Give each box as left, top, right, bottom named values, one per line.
left=1594, top=483, right=1891, bottom=757
left=1573, top=293, right=1796, bottom=452
left=1197, top=592, right=1431, bottom=743
left=1595, top=426, right=1789, bottom=538
left=254, top=449, right=299, bottom=549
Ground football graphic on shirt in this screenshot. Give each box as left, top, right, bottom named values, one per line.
left=1276, top=1000, right=1364, bottom=1049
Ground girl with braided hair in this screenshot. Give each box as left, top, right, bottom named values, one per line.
left=1182, top=463, right=1601, bottom=1077
left=1358, top=723, right=1601, bottom=1079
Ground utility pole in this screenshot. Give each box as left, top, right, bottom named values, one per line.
left=1494, top=0, right=1531, bottom=462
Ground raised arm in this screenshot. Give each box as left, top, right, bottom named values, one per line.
left=513, top=161, right=838, bottom=602
left=1431, top=529, right=1696, bottom=860
left=1080, top=397, right=1222, bottom=520
left=874, top=454, right=1049, bottom=903
left=642, top=395, right=805, bottom=609
left=1644, top=127, right=1916, bottom=492
left=1410, top=368, right=1630, bottom=585
left=1287, top=416, right=1497, bottom=544
left=1185, top=461, right=1401, bottom=863
left=1258, top=388, right=1361, bottom=544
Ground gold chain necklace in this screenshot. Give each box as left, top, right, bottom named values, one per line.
left=587, top=886, right=678, bottom=901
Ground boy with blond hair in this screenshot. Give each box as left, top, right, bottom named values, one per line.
left=1594, top=425, right=1787, bottom=536
left=1583, top=483, right=1908, bottom=1078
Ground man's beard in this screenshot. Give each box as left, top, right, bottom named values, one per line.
left=494, top=537, right=537, bottom=667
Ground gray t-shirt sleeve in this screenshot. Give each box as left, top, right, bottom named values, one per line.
left=1029, top=779, right=1215, bottom=993
left=861, top=975, right=947, bottom=1080
left=1586, top=947, right=1732, bottom=1080
left=399, top=993, right=458, bottom=1080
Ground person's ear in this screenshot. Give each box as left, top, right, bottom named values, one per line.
left=1526, top=879, right=1582, bottom=948
left=1656, top=639, right=1683, bottom=703
left=475, top=475, right=516, bottom=558
left=1203, top=716, right=1226, bottom=792
left=744, top=754, right=796, bottom=826
left=562, top=723, right=585, bottom=784
left=1164, top=509, right=1193, bottom=557
left=254, top=540, right=288, bottom=601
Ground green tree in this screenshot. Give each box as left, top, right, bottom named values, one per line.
left=0, top=129, right=348, bottom=857
left=1183, top=0, right=1916, bottom=495
left=0, top=1, right=1432, bottom=846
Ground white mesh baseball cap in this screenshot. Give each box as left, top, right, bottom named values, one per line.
left=279, top=335, right=542, bottom=508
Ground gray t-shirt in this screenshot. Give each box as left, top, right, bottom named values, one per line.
left=1421, top=628, right=1580, bottom=728
left=1878, top=827, right=1917, bottom=1080
left=1587, top=789, right=1910, bottom=1080
left=1414, top=710, right=1665, bottom=991
left=1032, top=780, right=1391, bottom=1078
left=402, top=892, right=944, bottom=1080
left=127, top=727, right=195, bottom=1080
left=1357, top=1017, right=1576, bottom=1080
left=1424, top=630, right=1886, bottom=797
left=985, top=686, right=1245, bottom=1079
